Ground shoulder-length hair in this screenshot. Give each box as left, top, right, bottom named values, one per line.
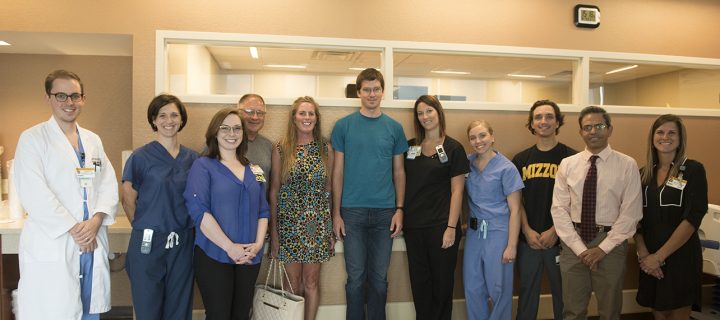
left=277, top=96, right=328, bottom=183
left=204, top=107, right=249, bottom=165
left=413, top=95, right=446, bottom=144
left=640, top=114, right=687, bottom=185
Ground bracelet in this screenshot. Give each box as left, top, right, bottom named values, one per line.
left=395, top=206, right=404, bottom=211
left=654, top=254, right=666, bottom=267
left=447, top=225, right=456, bottom=229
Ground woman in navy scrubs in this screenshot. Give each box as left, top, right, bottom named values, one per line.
left=184, top=108, right=269, bottom=320
left=121, top=94, right=198, bottom=319
left=402, top=95, right=469, bottom=320
left=635, top=114, right=708, bottom=319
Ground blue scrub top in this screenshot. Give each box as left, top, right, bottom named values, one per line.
left=466, top=151, right=524, bottom=232
left=123, top=141, right=199, bottom=232
left=183, top=156, right=270, bottom=265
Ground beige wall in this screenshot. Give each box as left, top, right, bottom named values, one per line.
left=0, top=53, right=132, bottom=183
left=2, top=0, right=719, bottom=149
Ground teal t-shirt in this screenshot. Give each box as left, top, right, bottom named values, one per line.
left=331, top=111, right=408, bottom=208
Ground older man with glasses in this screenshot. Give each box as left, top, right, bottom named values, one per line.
left=237, top=93, right=273, bottom=182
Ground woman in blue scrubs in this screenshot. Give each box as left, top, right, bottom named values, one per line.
left=121, top=94, right=198, bottom=319
left=184, top=108, right=269, bottom=320
left=464, top=120, right=523, bottom=320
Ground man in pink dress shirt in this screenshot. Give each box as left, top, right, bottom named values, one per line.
left=551, top=106, right=643, bottom=320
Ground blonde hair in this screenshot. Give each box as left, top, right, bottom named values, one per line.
left=466, top=120, right=494, bottom=136
left=277, top=96, right=328, bottom=183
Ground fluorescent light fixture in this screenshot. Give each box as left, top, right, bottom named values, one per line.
left=507, top=73, right=546, bottom=79
left=431, top=70, right=470, bottom=75
left=0, top=41, right=10, bottom=46
left=605, top=64, right=638, bottom=75
left=349, top=67, right=381, bottom=71
left=249, top=47, right=259, bottom=59
left=264, top=64, right=307, bottom=69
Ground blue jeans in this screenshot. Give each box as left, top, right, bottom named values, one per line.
left=341, top=207, right=394, bottom=320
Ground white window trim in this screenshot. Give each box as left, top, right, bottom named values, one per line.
left=156, top=30, right=720, bottom=117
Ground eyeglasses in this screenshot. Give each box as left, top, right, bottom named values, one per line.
left=581, top=123, right=608, bottom=132
left=360, top=87, right=383, bottom=95
left=50, top=92, right=84, bottom=102
left=241, top=109, right=267, bottom=117
left=218, top=125, right=243, bottom=135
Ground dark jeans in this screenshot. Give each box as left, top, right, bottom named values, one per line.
left=341, top=207, right=394, bottom=320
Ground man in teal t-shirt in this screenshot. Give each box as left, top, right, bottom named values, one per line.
left=331, top=68, right=408, bottom=320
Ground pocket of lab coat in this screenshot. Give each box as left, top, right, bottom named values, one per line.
left=20, top=226, right=61, bottom=262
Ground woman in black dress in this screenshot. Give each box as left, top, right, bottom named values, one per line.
left=635, top=114, right=708, bottom=319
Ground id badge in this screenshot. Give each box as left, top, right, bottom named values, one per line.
left=250, top=164, right=266, bottom=182
left=75, top=168, right=95, bottom=188
left=141, top=229, right=153, bottom=254
left=666, top=177, right=687, bottom=190
left=406, top=146, right=421, bottom=160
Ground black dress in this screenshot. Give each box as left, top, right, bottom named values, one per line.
left=636, top=159, right=708, bottom=311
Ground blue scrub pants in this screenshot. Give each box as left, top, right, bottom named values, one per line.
left=341, top=207, right=394, bottom=320
left=126, top=228, right=194, bottom=320
left=463, top=228, right=513, bottom=320
left=516, top=241, right=563, bottom=320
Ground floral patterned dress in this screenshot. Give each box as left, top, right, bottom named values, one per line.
left=277, top=140, right=333, bottom=263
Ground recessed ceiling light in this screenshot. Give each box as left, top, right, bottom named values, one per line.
left=605, top=65, right=638, bottom=75
left=431, top=70, right=470, bottom=75
left=249, top=47, right=259, bottom=59
left=264, top=64, right=307, bottom=69
left=0, top=41, right=11, bottom=46
left=507, top=73, right=546, bottom=79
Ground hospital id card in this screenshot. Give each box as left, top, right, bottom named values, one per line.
left=75, top=168, right=95, bottom=188
left=250, top=164, right=266, bottom=182
left=666, top=177, right=687, bottom=190
left=406, top=146, right=421, bottom=160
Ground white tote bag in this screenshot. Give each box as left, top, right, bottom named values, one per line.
left=251, top=258, right=305, bottom=320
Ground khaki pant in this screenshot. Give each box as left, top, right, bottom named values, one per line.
left=559, top=233, right=627, bottom=320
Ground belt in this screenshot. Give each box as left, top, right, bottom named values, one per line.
left=573, top=222, right=612, bottom=233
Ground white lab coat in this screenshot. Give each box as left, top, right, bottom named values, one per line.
left=14, top=116, right=118, bottom=320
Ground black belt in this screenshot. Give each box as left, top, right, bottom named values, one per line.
left=573, top=222, right=612, bottom=233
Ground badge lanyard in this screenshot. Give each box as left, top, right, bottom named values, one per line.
left=74, top=134, right=90, bottom=222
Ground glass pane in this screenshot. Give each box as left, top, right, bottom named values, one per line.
left=392, top=51, right=575, bottom=104
left=589, top=60, right=720, bottom=109
left=166, top=42, right=382, bottom=98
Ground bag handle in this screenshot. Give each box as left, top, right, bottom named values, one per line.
left=262, top=258, right=297, bottom=296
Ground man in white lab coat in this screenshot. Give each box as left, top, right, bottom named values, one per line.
left=14, top=70, right=118, bottom=320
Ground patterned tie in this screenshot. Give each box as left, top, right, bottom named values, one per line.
left=580, top=155, right=599, bottom=243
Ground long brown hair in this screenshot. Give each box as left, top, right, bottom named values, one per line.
left=640, top=114, right=687, bottom=185
left=277, top=96, right=327, bottom=183
left=204, top=107, right=249, bottom=165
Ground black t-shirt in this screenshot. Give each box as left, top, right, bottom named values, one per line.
left=403, top=136, right=470, bottom=229
left=512, top=143, right=577, bottom=243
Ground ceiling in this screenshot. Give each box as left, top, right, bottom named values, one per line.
left=0, top=31, right=132, bottom=56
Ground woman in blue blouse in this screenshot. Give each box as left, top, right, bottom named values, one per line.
left=122, top=94, right=198, bottom=320
left=464, top=120, right=523, bottom=320
left=184, top=108, right=270, bottom=320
